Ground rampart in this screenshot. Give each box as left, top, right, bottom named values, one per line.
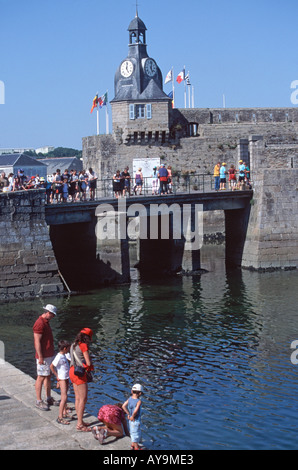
left=83, top=107, right=298, bottom=179
left=0, top=190, right=63, bottom=301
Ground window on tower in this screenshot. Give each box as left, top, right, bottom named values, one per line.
left=129, top=103, right=152, bottom=120
left=136, top=104, right=145, bottom=119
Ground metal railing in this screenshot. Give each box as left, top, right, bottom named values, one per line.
left=93, top=174, right=214, bottom=199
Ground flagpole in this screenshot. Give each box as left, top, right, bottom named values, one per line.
left=96, top=91, right=99, bottom=135
left=172, top=67, right=175, bottom=108
left=105, top=90, right=109, bottom=134
left=187, top=72, right=191, bottom=108
left=97, top=105, right=99, bottom=135
left=184, top=66, right=186, bottom=108
left=192, top=86, right=195, bottom=108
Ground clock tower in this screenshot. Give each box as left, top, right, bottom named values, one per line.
left=111, top=12, right=172, bottom=144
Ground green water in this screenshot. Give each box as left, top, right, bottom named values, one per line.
left=1, top=245, right=298, bottom=450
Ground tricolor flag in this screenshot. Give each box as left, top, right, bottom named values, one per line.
left=176, top=69, right=185, bottom=84
left=165, top=69, right=173, bottom=84
left=98, top=91, right=108, bottom=108
left=90, top=95, right=99, bottom=113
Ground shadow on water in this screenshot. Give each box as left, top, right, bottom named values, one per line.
left=1, top=244, right=298, bottom=449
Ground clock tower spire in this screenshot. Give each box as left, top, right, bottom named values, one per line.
left=111, top=13, right=172, bottom=144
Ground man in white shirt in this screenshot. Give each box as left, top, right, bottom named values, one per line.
left=87, top=167, right=98, bottom=200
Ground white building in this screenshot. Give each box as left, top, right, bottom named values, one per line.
left=35, top=146, right=55, bottom=154
left=0, top=148, right=35, bottom=155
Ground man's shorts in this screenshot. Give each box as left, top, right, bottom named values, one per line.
left=36, top=356, right=53, bottom=376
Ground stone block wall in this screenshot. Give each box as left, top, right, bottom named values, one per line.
left=111, top=101, right=171, bottom=144
left=82, top=107, right=298, bottom=270
left=177, top=107, right=298, bottom=126
left=0, top=190, right=64, bottom=301
left=242, top=169, right=298, bottom=270
left=248, top=135, right=298, bottom=173
left=83, top=108, right=298, bottom=183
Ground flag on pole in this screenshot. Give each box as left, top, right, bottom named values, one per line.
left=90, top=94, right=99, bottom=113
left=98, top=91, right=108, bottom=108
left=165, top=69, right=173, bottom=84
left=176, top=69, right=185, bottom=84
left=167, top=91, right=174, bottom=108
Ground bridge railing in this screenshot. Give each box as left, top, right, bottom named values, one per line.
left=94, top=174, right=214, bottom=199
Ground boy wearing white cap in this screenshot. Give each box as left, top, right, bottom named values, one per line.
left=33, top=304, right=59, bottom=410
left=122, top=384, right=143, bottom=450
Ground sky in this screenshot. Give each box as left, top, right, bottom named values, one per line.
left=0, top=0, right=297, bottom=150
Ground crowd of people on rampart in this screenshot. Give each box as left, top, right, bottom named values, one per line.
left=0, top=164, right=174, bottom=202
left=0, top=160, right=251, bottom=202
left=0, top=167, right=98, bottom=204
left=213, top=160, right=251, bottom=191
left=112, top=164, right=173, bottom=198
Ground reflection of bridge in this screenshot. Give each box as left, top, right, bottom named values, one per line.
left=45, top=190, right=253, bottom=291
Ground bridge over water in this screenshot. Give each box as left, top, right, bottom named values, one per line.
left=1, top=169, right=297, bottom=302
left=45, top=190, right=253, bottom=291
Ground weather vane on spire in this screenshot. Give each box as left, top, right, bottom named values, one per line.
left=135, top=0, right=139, bottom=17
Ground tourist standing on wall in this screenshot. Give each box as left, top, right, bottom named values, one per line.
left=33, top=304, right=59, bottom=411
left=228, top=165, right=237, bottom=190
left=121, top=167, right=131, bottom=196
left=158, top=164, right=168, bottom=195
left=151, top=166, right=159, bottom=195
left=87, top=168, right=98, bottom=201
left=54, top=169, right=63, bottom=203
left=213, top=162, right=221, bottom=191
left=219, top=162, right=227, bottom=190
left=78, top=170, right=88, bottom=201
left=134, top=168, right=143, bottom=195
left=0, top=172, right=9, bottom=192
left=238, top=160, right=246, bottom=184
left=244, top=161, right=250, bottom=183
left=113, top=170, right=123, bottom=198
left=69, top=170, right=79, bottom=202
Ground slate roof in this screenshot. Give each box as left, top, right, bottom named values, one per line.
left=40, top=157, right=82, bottom=175
left=0, top=153, right=47, bottom=167
left=128, top=16, right=147, bottom=32
left=112, top=78, right=171, bottom=102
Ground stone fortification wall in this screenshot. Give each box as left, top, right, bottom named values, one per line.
left=83, top=107, right=298, bottom=181
left=242, top=168, right=298, bottom=270
left=82, top=107, right=298, bottom=263
left=0, top=190, right=64, bottom=302
left=176, top=107, right=298, bottom=126
left=248, top=135, right=298, bottom=173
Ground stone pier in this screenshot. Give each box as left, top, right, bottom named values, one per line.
left=242, top=168, right=298, bottom=270
left=0, top=190, right=64, bottom=301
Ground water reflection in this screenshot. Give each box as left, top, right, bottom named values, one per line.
left=1, top=245, right=298, bottom=449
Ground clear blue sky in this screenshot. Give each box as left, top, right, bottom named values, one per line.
left=1, top=0, right=297, bottom=150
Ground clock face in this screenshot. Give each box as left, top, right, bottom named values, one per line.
left=144, top=59, right=157, bottom=77
left=120, top=60, right=133, bottom=78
